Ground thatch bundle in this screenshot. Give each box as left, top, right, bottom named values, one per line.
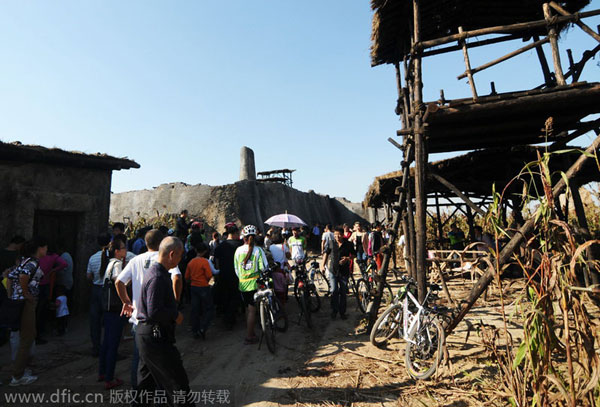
left=371, top=0, right=591, bottom=66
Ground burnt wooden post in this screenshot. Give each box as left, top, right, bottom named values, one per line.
left=412, top=0, right=428, bottom=303
left=533, top=35, right=554, bottom=86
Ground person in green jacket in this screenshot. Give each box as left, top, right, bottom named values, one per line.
left=234, top=225, right=268, bottom=345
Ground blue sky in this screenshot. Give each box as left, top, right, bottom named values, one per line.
left=0, top=1, right=598, bottom=203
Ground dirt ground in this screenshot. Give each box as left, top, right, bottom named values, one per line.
left=0, top=262, right=571, bottom=407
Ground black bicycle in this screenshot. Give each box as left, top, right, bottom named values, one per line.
left=292, top=261, right=320, bottom=328
left=254, top=266, right=288, bottom=353
left=355, top=257, right=394, bottom=314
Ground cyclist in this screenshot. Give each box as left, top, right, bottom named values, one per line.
left=234, top=225, right=268, bottom=345
left=287, top=227, right=307, bottom=265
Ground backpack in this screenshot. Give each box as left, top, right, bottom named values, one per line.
left=102, top=259, right=123, bottom=313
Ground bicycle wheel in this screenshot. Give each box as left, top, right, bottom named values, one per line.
left=404, top=315, right=444, bottom=380
left=272, top=296, right=288, bottom=332
left=312, top=268, right=331, bottom=297
left=370, top=304, right=403, bottom=347
left=307, top=284, right=321, bottom=313
left=299, top=292, right=312, bottom=329
left=356, top=278, right=370, bottom=314
left=259, top=300, right=276, bottom=353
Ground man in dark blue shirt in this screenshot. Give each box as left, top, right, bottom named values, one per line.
left=136, top=237, right=192, bottom=406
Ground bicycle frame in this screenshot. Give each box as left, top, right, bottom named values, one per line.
left=402, top=286, right=433, bottom=345
left=254, top=269, right=277, bottom=325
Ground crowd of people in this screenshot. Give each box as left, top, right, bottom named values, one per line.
left=0, top=210, right=494, bottom=404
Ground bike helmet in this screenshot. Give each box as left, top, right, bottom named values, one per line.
left=241, top=225, right=258, bottom=238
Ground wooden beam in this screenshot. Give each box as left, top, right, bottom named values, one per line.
left=445, top=131, right=600, bottom=335
left=458, top=37, right=549, bottom=80
left=549, top=2, right=600, bottom=44
left=416, top=9, right=600, bottom=50
left=420, top=34, right=523, bottom=58
left=430, top=172, right=486, bottom=217
left=544, top=3, right=566, bottom=85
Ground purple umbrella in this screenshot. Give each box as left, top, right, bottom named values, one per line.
left=264, top=213, right=307, bottom=228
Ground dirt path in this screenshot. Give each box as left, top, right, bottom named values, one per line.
left=0, top=268, right=542, bottom=406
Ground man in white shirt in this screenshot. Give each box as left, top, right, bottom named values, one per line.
left=114, top=229, right=181, bottom=389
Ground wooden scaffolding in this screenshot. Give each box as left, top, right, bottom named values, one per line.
left=257, top=169, right=296, bottom=187
left=367, top=0, right=600, bottom=333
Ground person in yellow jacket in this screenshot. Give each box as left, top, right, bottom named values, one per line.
left=234, top=225, right=268, bottom=345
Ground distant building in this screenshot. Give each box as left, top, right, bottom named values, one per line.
left=0, top=141, right=139, bottom=311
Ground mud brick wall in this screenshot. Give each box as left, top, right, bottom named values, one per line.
left=0, top=161, right=112, bottom=311
left=110, top=180, right=367, bottom=233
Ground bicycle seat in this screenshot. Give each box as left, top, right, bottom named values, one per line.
left=430, top=284, right=442, bottom=291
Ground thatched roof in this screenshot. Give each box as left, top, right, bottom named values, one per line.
left=364, top=145, right=600, bottom=208
left=371, top=0, right=590, bottom=66
left=0, top=141, right=140, bottom=171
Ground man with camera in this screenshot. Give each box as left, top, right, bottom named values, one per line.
left=135, top=237, right=192, bottom=406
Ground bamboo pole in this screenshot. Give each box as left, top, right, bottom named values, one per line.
left=458, top=26, right=478, bottom=100
left=457, top=37, right=549, bottom=80
left=445, top=131, right=600, bottom=335
left=430, top=173, right=486, bottom=217
left=549, top=2, right=600, bottom=44
left=416, top=9, right=600, bottom=50
left=544, top=3, right=566, bottom=85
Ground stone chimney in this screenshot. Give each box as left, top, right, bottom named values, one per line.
left=239, top=146, right=256, bottom=181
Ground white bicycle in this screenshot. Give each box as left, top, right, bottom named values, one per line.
left=370, top=276, right=446, bottom=380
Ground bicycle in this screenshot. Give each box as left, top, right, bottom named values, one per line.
left=355, top=257, right=393, bottom=314
left=291, top=260, right=320, bottom=328
left=254, top=266, right=288, bottom=353
left=370, top=276, right=446, bottom=380
left=306, top=256, right=331, bottom=296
